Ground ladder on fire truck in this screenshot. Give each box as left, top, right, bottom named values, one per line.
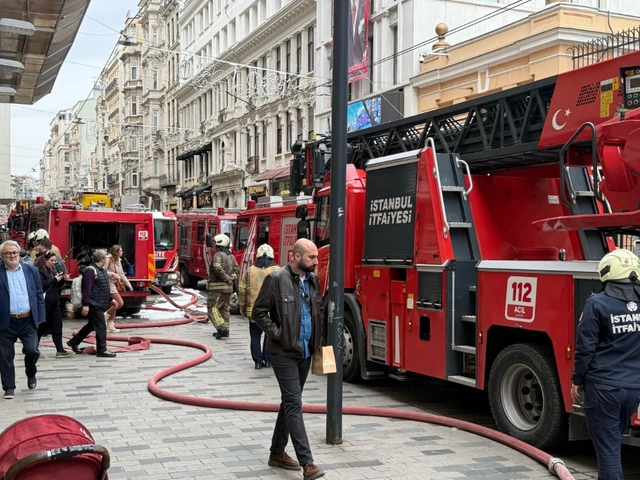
left=347, top=76, right=607, bottom=387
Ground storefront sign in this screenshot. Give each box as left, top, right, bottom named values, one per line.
left=198, top=191, right=212, bottom=208
left=183, top=196, right=193, bottom=209
left=248, top=185, right=266, bottom=196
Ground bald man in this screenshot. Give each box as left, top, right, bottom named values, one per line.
left=252, top=239, right=326, bottom=479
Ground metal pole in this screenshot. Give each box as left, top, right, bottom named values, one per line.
left=326, top=0, right=348, bottom=445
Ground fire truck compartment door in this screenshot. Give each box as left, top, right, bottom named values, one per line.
left=360, top=267, right=392, bottom=365
left=390, top=280, right=406, bottom=368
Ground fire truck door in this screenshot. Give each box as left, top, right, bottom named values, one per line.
left=178, top=221, right=190, bottom=259
left=390, top=281, right=406, bottom=368
left=360, top=267, right=392, bottom=365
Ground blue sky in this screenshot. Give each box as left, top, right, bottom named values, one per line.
left=10, top=0, right=139, bottom=176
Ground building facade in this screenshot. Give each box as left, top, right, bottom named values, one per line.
left=0, top=105, right=10, bottom=202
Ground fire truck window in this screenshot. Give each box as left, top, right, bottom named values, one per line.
left=154, top=219, right=175, bottom=250
left=197, top=221, right=205, bottom=243
left=235, top=219, right=249, bottom=250
left=179, top=224, right=187, bottom=245
left=316, top=196, right=330, bottom=247
left=257, top=217, right=270, bottom=247
left=208, top=225, right=217, bottom=237
left=220, top=219, right=235, bottom=243
left=69, top=222, right=135, bottom=266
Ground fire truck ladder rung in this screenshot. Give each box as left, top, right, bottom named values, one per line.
left=447, top=375, right=477, bottom=388
left=441, top=185, right=465, bottom=192
left=461, top=315, right=476, bottom=323
left=449, top=222, right=472, bottom=229
left=452, top=344, right=476, bottom=354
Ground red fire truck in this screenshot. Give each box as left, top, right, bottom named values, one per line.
left=25, top=202, right=155, bottom=315
left=7, top=197, right=45, bottom=247
left=152, top=211, right=179, bottom=293
left=245, top=51, right=640, bottom=449
left=176, top=207, right=238, bottom=288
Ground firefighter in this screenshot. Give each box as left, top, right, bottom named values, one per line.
left=572, top=248, right=640, bottom=480
left=207, top=233, right=239, bottom=339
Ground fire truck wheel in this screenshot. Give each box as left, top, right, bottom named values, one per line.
left=180, top=266, right=197, bottom=289
left=488, top=343, right=567, bottom=450
left=161, top=286, right=173, bottom=295
left=343, top=311, right=362, bottom=383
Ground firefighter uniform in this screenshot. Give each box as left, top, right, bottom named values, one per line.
left=207, top=234, right=239, bottom=338
left=572, top=249, right=640, bottom=480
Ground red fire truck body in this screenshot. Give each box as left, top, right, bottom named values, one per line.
left=152, top=211, right=179, bottom=293
left=26, top=203, right=155, bottom=314
left=176, top=208, right=237, bottom=288
left=245, top=51, right=640, bottom=449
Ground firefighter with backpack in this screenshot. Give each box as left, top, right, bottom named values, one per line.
left=207, top=233, right=239, bottom=339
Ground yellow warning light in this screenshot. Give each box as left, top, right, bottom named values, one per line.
left=566, top=344, right=572, bottom=359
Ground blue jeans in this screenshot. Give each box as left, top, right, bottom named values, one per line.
left=250, top=322, right=269, bottom=363
left=0, top=316, right=40, bottom=391
left=584, top=381, right=640, bottom=480
left=269, top=353, right=313, bottom=466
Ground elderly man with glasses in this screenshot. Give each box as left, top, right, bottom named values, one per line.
left=0, top=240, right=46, bottom=400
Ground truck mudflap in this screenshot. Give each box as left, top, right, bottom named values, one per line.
left=344, top=293, right=388, bottom=380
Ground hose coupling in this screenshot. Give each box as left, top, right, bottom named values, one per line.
left=548, top=457, right=566, bottom=475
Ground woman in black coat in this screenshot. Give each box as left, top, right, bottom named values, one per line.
left=34, top=251, right=74, bottom=357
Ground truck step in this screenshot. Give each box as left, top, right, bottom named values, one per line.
left=388, top=372, right=413, bottom=382
left=448, top=375, right=477, bottom=387
left=453, top=344, right=476, bottom=354
left=461, top=315, right=477, bottom=323
left=441, top=185, right=465, bottom=192
left=448, top=222, right=472, bottom=229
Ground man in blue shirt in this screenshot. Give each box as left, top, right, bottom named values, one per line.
left=572, top=249, right=640, bottom=480
left=0, top=240, right=46, bottom=399
left=253, top=239, right=326, bottom=480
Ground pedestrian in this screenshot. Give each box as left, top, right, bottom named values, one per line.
left=0, top=240, right=46, bottom=399
left=34, top=250, right=74, bottom=358
left=207, top=233, right=239, bottom=339
left=238, top=243, right=279, bottom=369
left=572, top=248, right=640, bottom=480
left=66, top=249, right=117, bottom=358
left=252, top=238, right=325, bottom=480
left=104, top=245, right=133, bottom=333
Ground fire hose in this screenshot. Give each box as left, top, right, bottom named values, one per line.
left=74, top=285, right=576, bottom=479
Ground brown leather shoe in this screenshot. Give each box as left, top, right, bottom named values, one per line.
left=268, top=451, right=301, bottom=471
left=303, top=463, right=325, bottom=480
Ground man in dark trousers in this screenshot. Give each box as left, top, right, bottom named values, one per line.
left=67, top=249, right=117, bottom=358
left=572, top=248, right=640, bottom=480
left=252, top=238, right=325, bottom=480
left=0, top=240, right=46, bottom=399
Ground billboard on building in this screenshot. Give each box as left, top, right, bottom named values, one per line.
left=347, top=89, right=404, bottom=133
left=348, top=0, right=370, bottom=83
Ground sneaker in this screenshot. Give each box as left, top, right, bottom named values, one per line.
left=66, top=340, right=84, bottom=355
left=255, top=362, right=263, bottom=369
left=268, top=451, right=301, bottom=471
left=106, top=325, right=120, bottom=333
left=27, top=376, right=37, bottom=390
left=3, top=389, right=14, bottom=399
left=303, top=463, right=325, bottom=480
left=104, top=312, right=110, bottom=321
left=56, top=350, right=75, bottom=358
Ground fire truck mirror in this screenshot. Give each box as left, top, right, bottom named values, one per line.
left=295, top=204, right=308, bottom=219
left=297, top=220, right=311, bottom=240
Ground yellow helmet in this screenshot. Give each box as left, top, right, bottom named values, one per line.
left=598, top=249, right=640, bottom=282
left=214, top=233, right=230, bottom=248
left=256, top=244, right=274, bottom=259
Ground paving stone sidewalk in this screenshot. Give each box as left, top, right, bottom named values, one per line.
left=1, top=310, right=564, bottom=479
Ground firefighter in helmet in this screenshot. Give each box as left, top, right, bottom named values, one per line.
left=207, top=233, right=239, bottom=339
left=572, top=248, right=640, bottom=480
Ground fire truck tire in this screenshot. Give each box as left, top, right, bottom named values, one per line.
left=180, top=266, right=197, bottom=289
left=161, top=286, right=173, bottom=295
left=343, top=311, right=362, bottom=383
left=488, top=343, right=567, bottom=450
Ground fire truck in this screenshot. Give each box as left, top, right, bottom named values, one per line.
left=7, top=197, right=45, bottom=247
left=25, top=201, right=155, bottom=315
left=152, top=211, right=179, bottom=293
left=176, top=207, right=238, bottom=288
left=246, top=51, right=640, bottom=448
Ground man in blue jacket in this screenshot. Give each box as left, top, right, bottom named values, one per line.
left=0, top=240, right=46, bottom=399
left=572, top=248, right=640, bottom=480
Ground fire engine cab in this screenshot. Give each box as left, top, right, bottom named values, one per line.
left=25, top=201, right=155, bottom=315
left=176, top=207, right=238, bottom=288
left=151, top=211, right=179, bottom=293
left=244, top=50, right=640, bottom=449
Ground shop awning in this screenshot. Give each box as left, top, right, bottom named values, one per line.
left=175, top=186, right=194, bottom=197
left=177, top=143, right=212, bottom=161
left=254, top=166, right=290, bottom=181
left=193, top=184, right=212, bottom=194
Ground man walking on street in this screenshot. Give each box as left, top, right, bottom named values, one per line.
left=67, top=249, right=117, bottom=358
left=253, top=238, right=325, bottom=480
left=0, top=240, right=46, bottom=399
left=238, top=243, right=279, bottom=369
left=208, top=233, right=239, bottom=339
left=572, top=249, right=640, bottom=480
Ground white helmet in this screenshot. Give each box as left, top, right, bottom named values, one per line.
left=34, top=229, right=49, bottom=242
left=214, top=233, right=230, bottom=248
left=27, top=231, right=36, bottom=242
left=257, top=244, right=274, bottom=259
left=598, top=249, right=640, bottom=282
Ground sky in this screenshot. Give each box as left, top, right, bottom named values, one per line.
left=10, top=0, right=139, bottom=177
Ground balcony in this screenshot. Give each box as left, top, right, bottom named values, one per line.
left=142, top=176, right=160, bottom=194
left=107, top=173, right=119, bottom=185
left=105, top=78, right=118, bottom=98
left=159, top=174, right=178, bottom=189
left=122, top=78, right=143, bottom=92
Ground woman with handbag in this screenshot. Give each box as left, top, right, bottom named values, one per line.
left=104, top=245, right=132, bottom=333
left=34, top=251, right=74, bottom=357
